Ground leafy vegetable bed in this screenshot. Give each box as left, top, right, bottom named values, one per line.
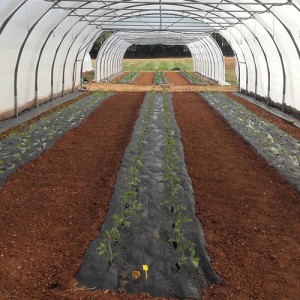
left=180, top=71, right=204, bottom=84
left=154, top=71, right=168, bottom=84
left=0, top=92, right=111, bottom=187
left=202, top=92, right=300, bottom=192
left=118, top=71, right=139, bottom=84
left=77, top=91, right=219, bottom=298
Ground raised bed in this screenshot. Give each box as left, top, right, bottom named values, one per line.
left=118, top=71, right=139, bottom=84
left=76, top=91, right=219, bottom=298
left=0, top=91, right=112, bottom=187
left=180, top=71, right=204, bottom=84
left=202, top=92, right=300, bottom=192
left=154, top=71, right=168, bottom=84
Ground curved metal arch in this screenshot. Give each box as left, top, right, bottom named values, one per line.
left=32, top=2, right=97, bottom=106
left=61, top=0, right=275, bottom=29
left=112, top=40, right=131, bottom=77
left=74, top=0, right=297, bottom=97
left=221, top=29, right=249, bottom=92
left=213, top=4, right=284, bottom=91
left=81, top=0, right=300, bottom=68
left=54, top=0, right=293, bottom=46
left=206, top=35, right=223, bottom=80
left=35, top=1, right=115, bottom=103
left=110, top=41, right=129, bottom=79
left=212, top=3, right=286, bottom=105
left=187, top=42, right=201, bottom=74
left=14, top=5, right=53, bottom=117
left=62, top=0, right=255, bottom=34
left=253, top=0, right=300, bottom=59
left=203, top=35, right=225, bottom=82
left=61, top=25, right=97, bottom=96
left=0, top=1, right=27, bottom=35
left=188, top=42, right=208, bottom=78
left=110, top=40, right=130, bottom=78
left=231, top=0, right=299, bottom=109
left=79, top=30, right=104, bottom=89
left=232, top=25, right=258, bottom=96
left=103, top=38, right=125, bottom=80
left=199, top=38, right=215, bottom=79
left=72, top=28, right=103, bottom=90
left=95, top=34, right=120, bottom=81
left=50, top=20, right=94, bottom=99
left=231, top=21, right=271, bottom=100
left=14, top=0, right=294, bottom=100
left=95, top=31, right=224, bottom=83
left=1, top=0, right=298, bottom=118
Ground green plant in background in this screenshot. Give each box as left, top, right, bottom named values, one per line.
left=93, top=90, right=109, bottom=99
left=154, top=71, right=168, bottom=84
left=180, top=71, right=204, bottom=84
left=118, top=71, right=139, bottom=84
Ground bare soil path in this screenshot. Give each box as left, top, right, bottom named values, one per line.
left=172, top=92, right=300, bottom=299
left=165, top=72, right=190, bottom=85
left=86, top=82, right=237, bottom=93
left=0, top=92, right=152, bottom=300
left=131, top=72, right=154, bottom=85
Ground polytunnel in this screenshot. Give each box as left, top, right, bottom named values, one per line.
left=95, top=31, right=225, bottom=84
left=1, top=2, right=300, bottom=299
left=0, top=0, right=300, bottom=118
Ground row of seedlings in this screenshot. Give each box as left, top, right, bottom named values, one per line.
left=154, top=71, right=168, bottom=85
left=162, top=91, right=200, bottom=270
left=0, top=91, right=110, bottom=186
left=180, top=70, right=204, bottom=84
left=202, top=92, right=300, bottom=192
left=97, top=91, right=155, bottom=265
left=118, top=71, right=139, bottom=84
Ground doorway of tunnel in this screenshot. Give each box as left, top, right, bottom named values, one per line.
left=83, top=32, right=237, bottom=86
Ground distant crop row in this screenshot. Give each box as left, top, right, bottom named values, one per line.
left=118, top=71, right=205, bottom=85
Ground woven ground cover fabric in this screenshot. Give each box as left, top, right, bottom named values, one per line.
left=0, top=92, right=112, bottom=187
left=76, top=92, right=219, bottom=298
left=202, top=93, right=300, bottom=193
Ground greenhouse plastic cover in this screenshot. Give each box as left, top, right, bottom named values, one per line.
left=0, top=0, right=300, bottom=120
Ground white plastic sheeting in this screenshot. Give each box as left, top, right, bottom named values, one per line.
left=95, top=31, right=225, bottom=84
left=83, top=53, right=93, bottom=72
left=0, top=0, right=299, bottom=120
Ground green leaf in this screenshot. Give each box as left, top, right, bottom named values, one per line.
left=97, top=243, right=107, bottom=256
left=191, top=257, right=200, bottom=268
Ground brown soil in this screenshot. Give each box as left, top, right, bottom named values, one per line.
left=227, top=93, right=300, bottom=140
left=172, top=92, right=300, bottom=299
left=86, top=82, right=238, bottom=93
left=0, top=92, right=166, bottom=300
left=131, top=72, right=155, bottom=85
left=1, top=90, right=299, bottom=300
left=165, top=72, right=190, bottom=85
